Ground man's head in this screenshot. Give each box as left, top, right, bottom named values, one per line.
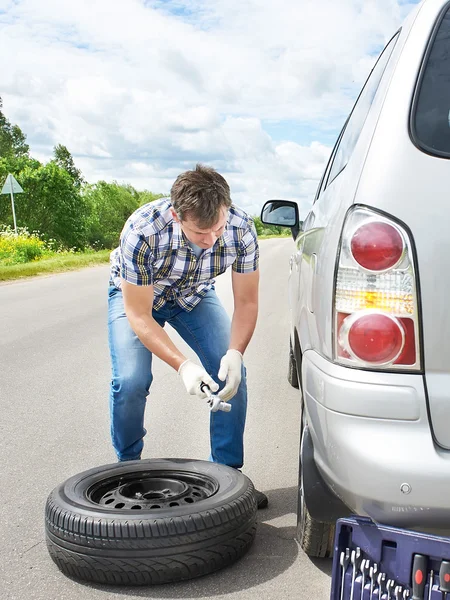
left=170, top=164, right=232, bottom=249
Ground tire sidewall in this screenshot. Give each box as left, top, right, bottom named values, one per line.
left=51, top=458, right=252, bottom=520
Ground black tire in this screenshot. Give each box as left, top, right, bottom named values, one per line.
left=288, top=340, right=299, bottom=388
left=296, top=411, right=334, bottom=558
left=297, top=471, right=334, bottom=558
left=45, top=459, right=257, bottom=586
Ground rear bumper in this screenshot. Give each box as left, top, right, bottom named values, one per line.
left=302, top=350, right=450, bottom=532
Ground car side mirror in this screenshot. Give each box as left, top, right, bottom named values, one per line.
left=260, top=199, right=301, bottom=240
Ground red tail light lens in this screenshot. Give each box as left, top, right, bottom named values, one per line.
left=351, top=222, right=404, bottom=271
left=335, top=208, right=420, bottom=371
left=340, top=312, right=405, bottom=365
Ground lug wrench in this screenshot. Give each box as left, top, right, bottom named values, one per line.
left=200, top=383, right=232, bottom=412
left=340, top=549, right=351, bottom=600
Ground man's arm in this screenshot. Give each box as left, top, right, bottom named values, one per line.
left=229, top=269, right=260, bottom=354
left=121, top=279, right=219, bottom=397
left=121, top=279, right=187, bottom=371
left=217, top=269, right=259, bottom=401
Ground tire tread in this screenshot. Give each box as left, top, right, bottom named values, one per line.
left=47, top=525, right=257, bottom=585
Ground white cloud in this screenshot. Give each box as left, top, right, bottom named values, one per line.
left=0, top=0, right=419, bottom=215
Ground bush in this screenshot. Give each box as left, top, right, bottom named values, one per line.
left=83, top=181, right=142, bottom=249
left=0, top=226, right=46, bottom=265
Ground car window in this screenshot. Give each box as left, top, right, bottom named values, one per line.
left=326, top=32, right=400, bottom=187
left=412, top=5, right=450, bottom=157
left=313, top=128, right=344, bottom=203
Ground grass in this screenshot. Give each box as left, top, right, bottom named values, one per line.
left=0, top=250, right=111, bottom=282
left=0, top=235, right=291, bottom=282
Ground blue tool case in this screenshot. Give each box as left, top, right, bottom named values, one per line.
left=330, top=516, right=450, bottom=599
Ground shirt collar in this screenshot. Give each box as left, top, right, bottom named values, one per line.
left=172, top=220, right=187, bottom=249
left=171, top=211, right=230, bottom=251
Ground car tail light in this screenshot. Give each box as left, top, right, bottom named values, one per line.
left=334, top=207, right=420, bottom=370
left=351, top=222, right=404, bottom=271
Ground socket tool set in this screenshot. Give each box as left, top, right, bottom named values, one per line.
left=330, top=516, right=450, bottom=600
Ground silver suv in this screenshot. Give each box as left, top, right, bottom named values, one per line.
left=261, top=0, right=450, bottom=557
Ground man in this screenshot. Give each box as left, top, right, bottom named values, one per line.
left=108, top=164, right=268, bottom=508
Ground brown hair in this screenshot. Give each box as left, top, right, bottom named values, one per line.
left=170, top=164, right=232, bottom=228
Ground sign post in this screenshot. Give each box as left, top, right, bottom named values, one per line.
left=1, top=174, right=24, bottom=233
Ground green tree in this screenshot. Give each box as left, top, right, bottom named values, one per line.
left=0, top=155, right=41, bottom=226
left=52, top=144, right=84, bottom=188
left=9, top=162, right=89, bottom=248
left=253, top=216, right=264, bottom=236
left=137, top=190, right=165, bottom=206
left=84, top=181, right=141, bottom=249
left=0, top=97, right=29, bottom=158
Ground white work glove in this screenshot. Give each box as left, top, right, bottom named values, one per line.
left=178, top=360, right=219, bottom=399
left=218, top=349, right=243, bottom=402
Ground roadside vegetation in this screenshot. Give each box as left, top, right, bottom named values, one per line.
left=0, top=98, right=290, bottom=281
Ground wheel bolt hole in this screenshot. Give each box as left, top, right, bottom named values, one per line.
left=150, top=505, right=161, bottom=509
left=115, top=503, right=125, bottom=509
left=105, top=499, right=114, bottom=505
left=131, top=505, right=142, bottom=510
left=169, top=502, right=179, bottom=507
left=184, top=498, right=194, bottom=503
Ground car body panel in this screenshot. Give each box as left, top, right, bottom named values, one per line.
left=283, top=0, right=450, bottom=529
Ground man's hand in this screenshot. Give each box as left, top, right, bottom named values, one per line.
left=178, top=360, right=219, bottom=399
left=218, top=349, right=243, bottom=401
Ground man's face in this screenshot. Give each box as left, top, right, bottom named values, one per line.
left=171, top=207, right=228, bottom=249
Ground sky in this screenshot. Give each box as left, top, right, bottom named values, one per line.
left=0, top=0, right=420, bottom=216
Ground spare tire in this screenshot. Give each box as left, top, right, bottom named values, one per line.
left=45, top=458, right=257, bottom=586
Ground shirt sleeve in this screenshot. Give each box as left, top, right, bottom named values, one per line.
left=233, top=220, right=260, bottom=273
left=119, top=224, right=154, bottom=286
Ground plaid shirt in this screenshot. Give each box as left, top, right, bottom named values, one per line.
left=109, top=198, right=259, bottom=311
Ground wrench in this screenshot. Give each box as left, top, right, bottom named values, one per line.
left=370, top=564, right=379, bottom=600
left=377, top=573, right=387, bottom=600
left=200, top=383, right=232, bottom=412
left=395, top=586, right=403, bottom=600
left=360, top=559, right=370, bottom=600
left=340, top=549, right=351, bottom=600
left=386, top=580, right=395, bottom=600
left=340, top=548, right=351, bottom=600
left=350, top=548, right=362, bottom=600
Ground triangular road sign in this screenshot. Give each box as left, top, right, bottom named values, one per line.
left=1, top=173, right=24, bottom=195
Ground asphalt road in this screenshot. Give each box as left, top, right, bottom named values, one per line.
left=0, top=237, right=332, bottom=600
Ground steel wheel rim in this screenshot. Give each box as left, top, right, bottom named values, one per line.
left=87, top=470, right=219, bottom=511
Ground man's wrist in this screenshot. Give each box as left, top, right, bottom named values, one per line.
left=228, top=348, right=244, bottom=358
left=173, top=355, right=188, bottom=372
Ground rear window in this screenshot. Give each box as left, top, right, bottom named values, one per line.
left=413, top=5, right=450, bottom=157
left=326, top=33, right=399, bottom=187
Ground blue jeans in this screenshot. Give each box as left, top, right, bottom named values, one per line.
left=107, top=286, right=247, bottom=467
